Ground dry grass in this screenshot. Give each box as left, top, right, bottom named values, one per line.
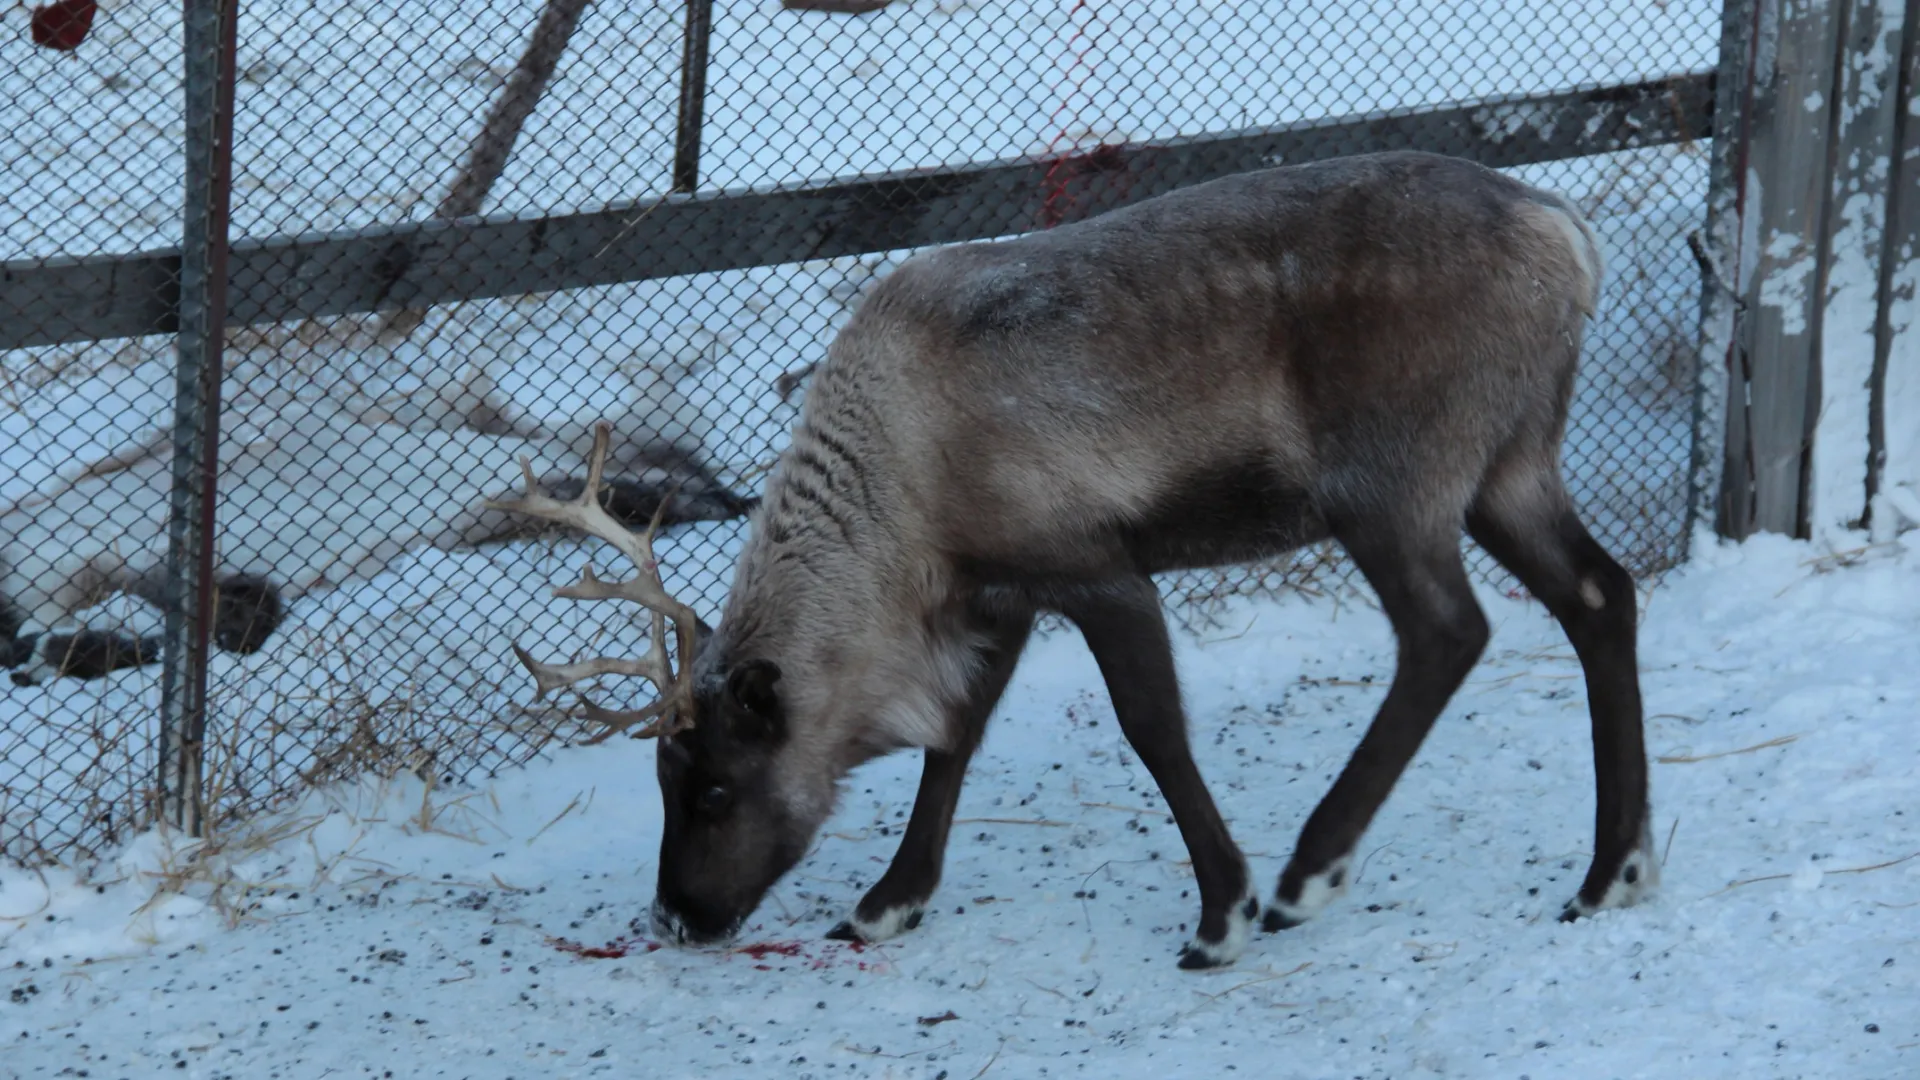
left=1657, top=733, right=1798, bottom=764
left=1709, top=851, right=1920, bottom=898
left=0, top=678, right=158, bottom=866
left=116, top=760, right=536, bottom=937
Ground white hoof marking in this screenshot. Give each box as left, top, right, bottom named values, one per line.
left=1270, top=856, right=1351, bottom=926
left=1181, top=887, right=1259, bottom=968
left=845, top=904, right=922, bottom=942
left=1565, top=825, right=1660, bottom=918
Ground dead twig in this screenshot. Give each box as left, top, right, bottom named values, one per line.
left=525, top=788, right=594, bottom=846
left=1827, top=852, right=1920, bottom=878
left=841, top=1039, right=951, bottom=1060
left=1657, top=733, right=1797, bottom=764
left=1710, top=851, right=1920, bottom=897
left=1193, top=961, right=1312, bottom=1002
left=1023, top=977, right=1072, bottom=1001
left=1078, top=801, right=1171, bottom=819
left=969, top=1037, right=1008, bottom=1080
left=0, top=866, right=53, bottom=922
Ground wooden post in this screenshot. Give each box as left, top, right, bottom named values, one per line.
left=1809, top=0, right=1913, bottom=531
left=1716, top=0, right=1846, bottom=539
left=378, top=0, right=594, bottom=337
left=1711, top=0, right=1917, bottom=538
left=1692, top=0, right=1762, bottom=538
left=1865, top=0, right=1920, bottom=529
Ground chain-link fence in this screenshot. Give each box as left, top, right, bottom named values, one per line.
left=3, top=0, right=1721, bottom=864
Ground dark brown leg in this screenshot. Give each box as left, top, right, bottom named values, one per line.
left=828, top=608, right=1035, bottom=942
left=1266, top=518, right=1489, bottom=931
left=1061, top=578, right=1255, bottom=970
left=1468, top=479, right=1653, bottom=919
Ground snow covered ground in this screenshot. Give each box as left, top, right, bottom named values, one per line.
left=2, top=529, right=1914, bottom=1080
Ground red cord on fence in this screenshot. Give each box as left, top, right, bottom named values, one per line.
left=1039, top=0, right=1099, bottom=229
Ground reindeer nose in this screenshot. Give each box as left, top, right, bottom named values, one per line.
left=649, top=899, right=687, bottom=945
left=651, top=895, right=743, bottom=947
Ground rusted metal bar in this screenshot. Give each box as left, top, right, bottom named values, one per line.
left=0, top=72, right=1713, bottom=352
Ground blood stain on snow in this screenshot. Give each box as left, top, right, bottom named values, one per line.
left=737, top=940, right=807, bottom=960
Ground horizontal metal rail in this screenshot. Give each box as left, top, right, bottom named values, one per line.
left=1, top=72, right=1711, bottom=351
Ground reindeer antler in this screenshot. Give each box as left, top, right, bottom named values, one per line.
left=486, top=422, right=701, bottom=744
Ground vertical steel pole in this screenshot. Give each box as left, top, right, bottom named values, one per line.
left=160, top=0, right=239, bottom=835
left=671, top=0, right=715, bottom=194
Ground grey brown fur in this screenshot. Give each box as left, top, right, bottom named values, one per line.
left=647, top=150, right=1654, bottom=968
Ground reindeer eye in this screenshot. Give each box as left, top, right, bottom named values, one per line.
left=696, top=785, right=732, bottom=815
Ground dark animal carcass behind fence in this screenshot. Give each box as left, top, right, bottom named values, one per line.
left=1, top=444, right=754, bottom=687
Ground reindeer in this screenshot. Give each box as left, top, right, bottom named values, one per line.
left=493, top=150, right=1656, bottom=970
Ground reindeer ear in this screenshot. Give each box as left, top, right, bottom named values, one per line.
left=725, top=659, right=784, bottom=743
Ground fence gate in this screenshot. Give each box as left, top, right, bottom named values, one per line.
left=4, top=0, right=1749, bottom=862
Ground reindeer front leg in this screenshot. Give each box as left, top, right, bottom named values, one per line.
left=829, top=609, right=1034, bottom=943
left=1064, top=579, right=1257, bottom=970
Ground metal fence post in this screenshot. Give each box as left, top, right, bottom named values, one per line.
left=159, top=0, right=240, bottom=836
left=672, top=0, right=715, bottom=194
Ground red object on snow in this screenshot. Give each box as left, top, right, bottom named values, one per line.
left=29, top=0, right=97, bottom=51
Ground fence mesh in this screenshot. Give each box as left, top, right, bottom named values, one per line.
left=4, top=0, right=1718, bottom=864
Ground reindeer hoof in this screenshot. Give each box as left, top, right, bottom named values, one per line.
left=1260, top=907, right=1305, bottom=933
left=1175, top=893, right=1258, bottom=970
left=1266, top=855, right=1351, bottom=932
left=827, top=905, right=923, bottom=944
left=1176, top=942, right=1233, bottom=970
left=1562, top=824, right=1660, bottom=922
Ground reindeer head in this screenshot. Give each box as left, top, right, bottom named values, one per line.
left=646, top=655, right=821, bottom=944
left=488, top=423, right=816, bottom=946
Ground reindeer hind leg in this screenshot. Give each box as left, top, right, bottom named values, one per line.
left=1467, top=448, right=1654, bottom=919
left=1267, top=512, right=1489, bottom=931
